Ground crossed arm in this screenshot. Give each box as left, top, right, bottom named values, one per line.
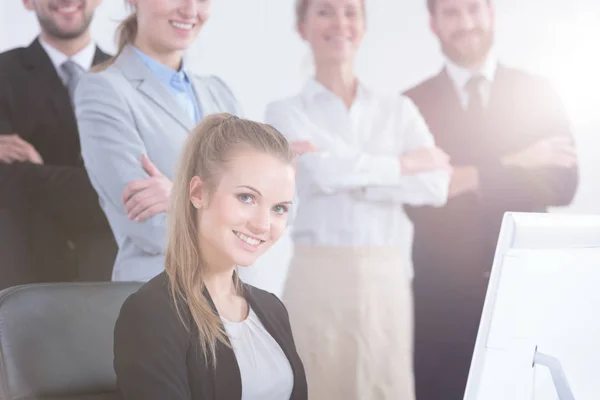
left=265, top=97, right=451, bottom=207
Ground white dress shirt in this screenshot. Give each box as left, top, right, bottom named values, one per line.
left=445, top=53, right=498, bottom=109
left=265, top=79, right=450, bottom=247
left=222, top=308, right=294, bottom=400
left=39, top=38, right=97, bottom=84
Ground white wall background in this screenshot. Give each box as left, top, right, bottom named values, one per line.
left=2, top=0, right=599, bottom=294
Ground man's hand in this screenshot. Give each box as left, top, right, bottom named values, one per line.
left=501, top=136, right=577, bottom=169
left=400, top=146, right=452, bottom=175
left=291, top=140, right=319, bottom=156
left=448, top=166, right=480, bottom=198
left=0, top=134, right=43, bottom=164
left=122, top=154, right=172, bottom=222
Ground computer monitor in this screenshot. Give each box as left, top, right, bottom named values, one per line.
left=464, top=212, right=600, bottom=400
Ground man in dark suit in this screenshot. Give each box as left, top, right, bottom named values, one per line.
left=404, top=0, right=579, bottom=398
left=0, top=0, right=116, bottom=288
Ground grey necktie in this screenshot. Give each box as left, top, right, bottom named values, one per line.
left=60, top=59, right=85, bottom=106
left=465, top=74, right=486, bottom=115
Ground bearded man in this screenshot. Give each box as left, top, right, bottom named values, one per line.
left=403, top=0, right=579, bottom=398
left=0, top=0, right=116, bottom=287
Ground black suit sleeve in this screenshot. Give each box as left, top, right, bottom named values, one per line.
left=476, top=80, right=578, bottom=210
left=0, top=68, right=14, bottom=134
left=114, top=289, right=193, bottom=400
left=0, top=67, right=55, bottom=197
left=0, top=65, right=109, bottom=228
left=0, top=70, right=29, bottom=203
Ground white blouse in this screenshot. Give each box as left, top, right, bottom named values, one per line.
left=265, top=79, right=450, bottom=247
left=222, top=308, right=294, bottom=400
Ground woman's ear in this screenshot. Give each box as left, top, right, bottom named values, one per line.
left=189, top=176, right=204, bottom=209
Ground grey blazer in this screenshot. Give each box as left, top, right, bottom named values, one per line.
left=74, top=45, right=242, bottom=282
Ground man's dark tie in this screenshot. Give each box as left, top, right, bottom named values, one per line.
left=60, top=59, right=85, bottom=107
left=465, top=74, right=486, bottom=116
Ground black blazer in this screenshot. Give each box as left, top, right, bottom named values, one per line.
left=404, top=65, right=579, bottom=276
left=114, top=272, right=308, bottom=400
left=0, top=38, right=114, bottom=284
left=0, top=37, right=110, bottom=165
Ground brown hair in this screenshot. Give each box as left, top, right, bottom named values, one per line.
left=93, top=4, right=137, bottom=71
left=427, top=0, right=491, bottom=14
left=427, top=0, right=436, bottom=13
left=115, top=13, right=138, bottom=57
left=295, top=0, right=366, bottom=23
left=165, top=113, right=295, bottom=367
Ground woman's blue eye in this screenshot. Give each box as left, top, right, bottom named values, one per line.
left=273, top=205, right=289, bottom=215
left=237, top=194, right=254, bottom=204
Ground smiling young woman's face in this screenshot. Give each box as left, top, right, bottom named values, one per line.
left=191, top=149, right=296, bottom=269
left=132, top=0, right=211, bottom=55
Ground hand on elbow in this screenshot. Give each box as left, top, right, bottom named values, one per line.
left=0, top=134, right=44, bottom=164
left=501, top=136, right=577, bottom=169
left=400, top=146, right=452, bottom=175
left=448, top=166, right=479, bottom=199
left=122, top=155, right=172, bottom=222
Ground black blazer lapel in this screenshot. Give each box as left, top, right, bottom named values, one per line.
left=424, top=69, right=468, bottom=153
left=212, top=342, right=243, bottom=399
left=200, top=281, right=306, bottom=400
left=202, top=286, right=243, bottom=400
left=92, top=47, right=111, bottom=66
left=24, top=38, right=73, bottom=123
left=436, top=68, right=468, bottom=118
left=246, top=286, right=306, bottom=399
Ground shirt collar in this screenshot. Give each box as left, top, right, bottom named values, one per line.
left=445, top=50, right=498, bottom=90
left=302, top=77, right=369, bottom=104
left=132, top=46, right=191, bottom=90
left=39, top=37, right=96, bottom=72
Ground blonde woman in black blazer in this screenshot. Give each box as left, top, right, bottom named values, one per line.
left=114, top=114, right=307, bottom=400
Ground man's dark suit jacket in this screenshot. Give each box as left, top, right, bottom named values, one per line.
left=0, top=38, right=116, bottom=287
left=404, top=65, right=579, bottom=400
left=114, top=272, right=308, bottom=400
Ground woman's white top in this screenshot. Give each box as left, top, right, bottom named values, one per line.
left=222, top=308, right=294, bottom=400
left=265, top=78, right=450, bottom=248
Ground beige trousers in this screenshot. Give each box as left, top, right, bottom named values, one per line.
left=282, top=245, right=415, bottom=400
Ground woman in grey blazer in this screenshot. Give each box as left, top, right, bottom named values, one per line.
left=74, top=0, right=242, bottom=282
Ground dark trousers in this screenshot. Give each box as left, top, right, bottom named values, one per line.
left=0, top=162, right=116, bottom=290
left=412, top=262, right=489, bottom=400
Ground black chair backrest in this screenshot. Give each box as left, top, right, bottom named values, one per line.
left=0, top=282, right=142, bottom=400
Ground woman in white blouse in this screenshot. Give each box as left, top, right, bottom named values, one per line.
left=265, top=0, right=451, bottom=399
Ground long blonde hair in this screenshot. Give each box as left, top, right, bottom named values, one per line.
left=166, top=113, right=295, bottom=367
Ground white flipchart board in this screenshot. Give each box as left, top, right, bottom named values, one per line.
left=464, top=212, right=600, bottom=400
